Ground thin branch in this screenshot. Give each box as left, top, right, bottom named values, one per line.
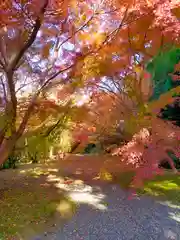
left=55, top=14, right=95, bottom=50
left=14, top=4, right=155, bottom=140
left=2, top=0, right=49, bottom=137
left=15, top=77, right=37, bottom=93
left=14, top=0, right=35, bottom=27
left=44, top=111, right=69, bottom=137
left=16, top=63, right=73, bottom=137
left=53, top=1, right=110, bottom=52
left=95, top=6, right=130, bottom=52
left=8, top=0, right=49, bottom=72
left=109, top=75, right=123, bottom=93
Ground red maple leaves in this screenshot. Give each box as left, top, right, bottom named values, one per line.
left=112, top=119, right=180, bottom=190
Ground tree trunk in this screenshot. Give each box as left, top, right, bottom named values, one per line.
left=70, top=141, right=81, bottom=153
left=166, top=155, right=178, bottom=173
left=0, top=137, right=18, bottom=167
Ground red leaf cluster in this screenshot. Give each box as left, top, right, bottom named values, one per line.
left=112, top=120, right=180, bottom=190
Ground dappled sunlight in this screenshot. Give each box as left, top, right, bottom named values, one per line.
left=56, top=199, right=77, bottom=219
left=46, top=173, right=108, bottom=211
left=142, top=187, right=160, bottom=197
left=0, top=163, right=78, bottom=239
left=0, top=0, right=179, bottom=239
left=140, top=184, right=180, bottom=203
left=1, top=162, right=180, bottom=239
left=138, top=174, right=180, bottom=204
left=168, top=212, right=180, bottom=223
left=19, top=167, right=50, bottom=176
left=98, top=168, right=113, bottom=181
left=69, top=191, right=107, bottom=210
left=0, top=187, right=60, bottom=239
left=159, top=201, right=180, bottom=210
left=47, top=174, right=64, bottom=183
left=74, top=168, right=84, bottom=175
left=18, top=166, right=60, bottom=179
left=47, top=168, right=59, bottom=172
left=54, top=181, right=93, bottom=193
left=151, top=180, right=179, bottom=190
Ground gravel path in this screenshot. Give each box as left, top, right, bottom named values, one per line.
left=33, top=181, right=180, bottom=240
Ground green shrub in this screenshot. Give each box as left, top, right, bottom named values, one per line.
left=1, top=153, right=20, bottom=170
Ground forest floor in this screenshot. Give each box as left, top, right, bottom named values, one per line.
left=0, top=155, right=180, bottom=239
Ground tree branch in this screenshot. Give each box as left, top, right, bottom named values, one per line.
left=0, top=34, right=7, bottom=68
left=7, top=0, right=49, bottom=72
left=6, top=71, right=17, bottom=133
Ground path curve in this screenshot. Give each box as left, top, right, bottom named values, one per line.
left=33, top=181, right=180, bottom=240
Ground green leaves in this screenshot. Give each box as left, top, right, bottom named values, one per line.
left=147, top=47, right=180, bottom=101
left=147, top=48, right=180, bottom=80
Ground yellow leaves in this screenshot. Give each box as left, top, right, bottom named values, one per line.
left=78, top=32, right=106, bottom=47
left=123, top=74, right=137, bottom=94
left=5, top=126, right=12, bottom=138
left=81, top=14, right=87, bottom=22
left=71, top=79, right=83, bottom=89
left=134, top=65, right=143, bottom=74
left=82, top=55, right=101, bottom=81
left=133, top=65, right=143, bottom=81
left=99, top=168, right=113, bottom=181
left=78, top=32, right=92, bottom=42
left=93, top=33, right=106, bottom=47
left=123, top=103, right=151, bottom=136
left=132, top=66, right=153, bottom=101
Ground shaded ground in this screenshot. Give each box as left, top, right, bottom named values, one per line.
left=34, top=183, right=180, bottom=240
left=0, top=161, right=77, bottom=239
left=0, top=155, right=180, bottom=239
left=33, top=157, right=180, bottom=240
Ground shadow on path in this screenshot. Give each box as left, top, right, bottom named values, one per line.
left=33, top=169, right=180, bottom=240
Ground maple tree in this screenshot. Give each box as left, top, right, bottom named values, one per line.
left=107, top=53, right=180, bottom=190
left=80, top=0, right=180, bottom=145
left=72, top=0, right=180, bottom=160
left=78, top=0, right=180, bottom=190
left=0, top=0, right=109, bottom=165
left=0, top=0, right=179, bottom=177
